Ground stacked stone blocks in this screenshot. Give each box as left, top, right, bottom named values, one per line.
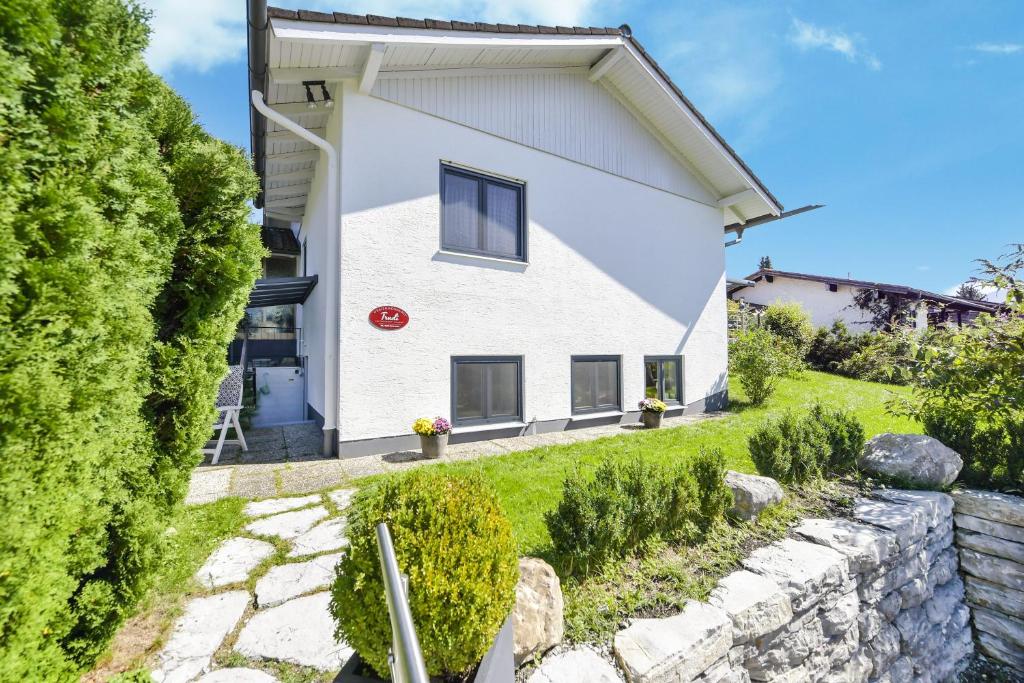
left=952, top=489, right=1024, bottom=671
left=612, top=490, right=972, bottom=683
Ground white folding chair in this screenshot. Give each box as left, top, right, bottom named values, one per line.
left=202, top=365, right=248, bottom=464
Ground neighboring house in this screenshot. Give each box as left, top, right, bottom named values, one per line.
left=728, top=269, right=1000, bottom=331
left=243, top=3, right=798, bottom=457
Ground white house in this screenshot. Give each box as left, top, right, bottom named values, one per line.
left=244, top=3, right=796, bottom=457
left=728, top=269, right=999, bottom=332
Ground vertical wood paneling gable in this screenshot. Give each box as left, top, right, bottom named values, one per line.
left=371, top=72, right=713, bottom=203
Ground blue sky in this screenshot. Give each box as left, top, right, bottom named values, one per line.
left=144, top=0, right=1022, bottom=295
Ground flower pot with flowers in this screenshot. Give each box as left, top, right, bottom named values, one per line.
left=638, top=398, right=668, bottom=428
left=412, top=416, right=452, bottom=458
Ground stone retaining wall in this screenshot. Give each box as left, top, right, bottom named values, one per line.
left=612, top=490, right=972, bottom=682
left=952, top=489, right=1024, bottom=671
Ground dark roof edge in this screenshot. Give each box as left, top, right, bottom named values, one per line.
left=261, top=7, right=781, bottom=212
left=741, top=269, right=1000, bottom=311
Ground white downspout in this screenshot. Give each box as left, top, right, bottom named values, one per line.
left=251, top=90, right=342, bottom=456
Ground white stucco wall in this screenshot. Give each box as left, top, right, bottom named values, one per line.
left=294, top=104, right=341, bottom=426
left=732, top=277, right=876, bottom=330
left=327, top=84, right=727, bottom=443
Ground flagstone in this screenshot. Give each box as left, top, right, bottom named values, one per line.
left=256, top=553, right=343, bottom=608
left=287, top=517, right=348, bottom=557
left=245, top=506, right=328, bottom=540
left=234, top=592, right=352, bottom=671
left=244, top=494, right=321, bottom=518
left=152, top=591, right=250, bottom=683
left=194, top=537, right=275, bottom=589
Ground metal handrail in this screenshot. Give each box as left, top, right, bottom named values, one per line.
left=375, top=523, right=430, bottom=683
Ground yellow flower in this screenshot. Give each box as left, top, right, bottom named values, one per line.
left=412, top=417, right=435, bottom=436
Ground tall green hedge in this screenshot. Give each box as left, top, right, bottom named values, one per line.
left=0, top=1, right=263, bottom=678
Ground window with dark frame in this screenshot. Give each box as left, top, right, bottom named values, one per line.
left=644, top=356, right=683, bottom=405
left=571, top=356, right=621, bottom=415
left=441, top=163, right=525, bottom=261
left=451, top=356, right=523, bottom=426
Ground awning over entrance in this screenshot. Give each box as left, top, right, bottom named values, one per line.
left=247, top=275, right=317, bottom=307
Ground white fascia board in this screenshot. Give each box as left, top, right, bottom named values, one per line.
left=272, top=19, right=624, bottom=49
left=620, top=41, right=782, bottom=216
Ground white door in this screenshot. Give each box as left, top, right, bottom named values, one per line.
left=252, top=366, right=306, bottom=426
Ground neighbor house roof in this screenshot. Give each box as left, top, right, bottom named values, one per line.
left=736, top=269, right=1000, bottom=313
left=247, top=2, right=785, bottom=227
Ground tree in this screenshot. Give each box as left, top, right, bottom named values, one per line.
left=759, top=255, right=774, bottom=270
left=891, top=244, right=1024, bottom=488
left=0, top=1, right=262, bottom=676
left=852, top=288, right=916, bottom=332
left=954, top=281, right=985, bottom=301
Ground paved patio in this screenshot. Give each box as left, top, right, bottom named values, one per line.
left=186, top=412, right=724, bottom=505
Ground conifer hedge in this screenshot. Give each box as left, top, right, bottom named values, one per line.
left=0, top=1, right=263, bottom=678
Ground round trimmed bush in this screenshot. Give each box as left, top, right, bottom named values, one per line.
left=330, top=471, right=518, bottom=678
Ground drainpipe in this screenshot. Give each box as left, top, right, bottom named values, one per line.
left=250, top=90, right=342, bottom=456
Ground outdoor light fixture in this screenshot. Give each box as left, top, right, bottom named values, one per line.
left=319, top=83, right=333, bottom=108
left=302, top=80, right=331, bottom=109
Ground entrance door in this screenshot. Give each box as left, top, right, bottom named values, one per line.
left=252, top=365, right=306, bottom=426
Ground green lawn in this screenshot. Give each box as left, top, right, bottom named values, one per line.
left=412, top=370, right=919, bottom=556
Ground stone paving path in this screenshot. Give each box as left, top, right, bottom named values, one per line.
left=154, top=490, right=357, bottom=682
left=187, top=412, right=721, bottom=505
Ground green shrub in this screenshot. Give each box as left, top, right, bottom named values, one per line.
left=749, top=407, right=867, bottom=483
left=807, top=321, right=860, bottom=372
left=835, top=328, right=917, bottom=385
left=0, top=2, right=261, bottom=676
left=892, top=246, right=1024, bottom=488
left=748, top=412, right=829, bottom=483
left=330, top=472, right=518, bottom=678
left=808, top=403, right=865, bottom=474
left=762, top=302, right=814, bottom=357
left=689, top=448, right=733, bottom=531
left=546, top=454, right=730, bottom=574
left=729, top=328, right=803, bottom=405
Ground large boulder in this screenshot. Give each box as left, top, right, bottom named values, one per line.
left=858, top=434, right=962, bottom=489
left=513, top=557, right=564, bottom=666
left=725, top=470, right=784, bottom=520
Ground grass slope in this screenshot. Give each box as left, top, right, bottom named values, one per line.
left=422, top=370, right=918, bottom=555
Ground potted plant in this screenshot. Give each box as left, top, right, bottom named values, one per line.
left=331, top=471, right=518, bottom=683
left=412, top=416, right=452, bottom=459
left=638, top=398, right=668, bottom=429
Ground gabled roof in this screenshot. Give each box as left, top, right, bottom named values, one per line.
left=247, top=3, right=784, bottom=226
left=739, top=269, right=1000, bottom=313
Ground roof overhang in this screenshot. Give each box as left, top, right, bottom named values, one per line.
left=247, top=275, right=318, bottom=307
left=248, top=5, right=785, bottom=227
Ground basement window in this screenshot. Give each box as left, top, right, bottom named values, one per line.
left=451, top=356, right=523, bottom=426
left=571, top=356, right=621, bottom=414
left=441, top=164, right=525, bottom=261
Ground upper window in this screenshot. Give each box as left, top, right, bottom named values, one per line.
left=451, top=356, right=523, bottom=426
left=644, top=356, right=682, bottom=405
left=441, top=164, right=525, bottom=261
left=571, top=356, right=621, bottom=414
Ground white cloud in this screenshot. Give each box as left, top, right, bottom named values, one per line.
left=139, top=0, right=599, bottom=74
left=788, top=18, right=881, bottom=70
left=972, top=42, right=1023, bottom=55
left=140, top=0, right=246, bottom=74
left=650, top=6, right=783, bottom=130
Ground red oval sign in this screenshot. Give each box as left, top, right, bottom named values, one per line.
left=369, top=306, right=409, bottom=330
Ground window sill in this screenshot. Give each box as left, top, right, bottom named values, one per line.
left=452, top=421, right=528, bottom=434
left=570, top=410, right=624, bottom=421
left=438, top=250, right=529, bottom=266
